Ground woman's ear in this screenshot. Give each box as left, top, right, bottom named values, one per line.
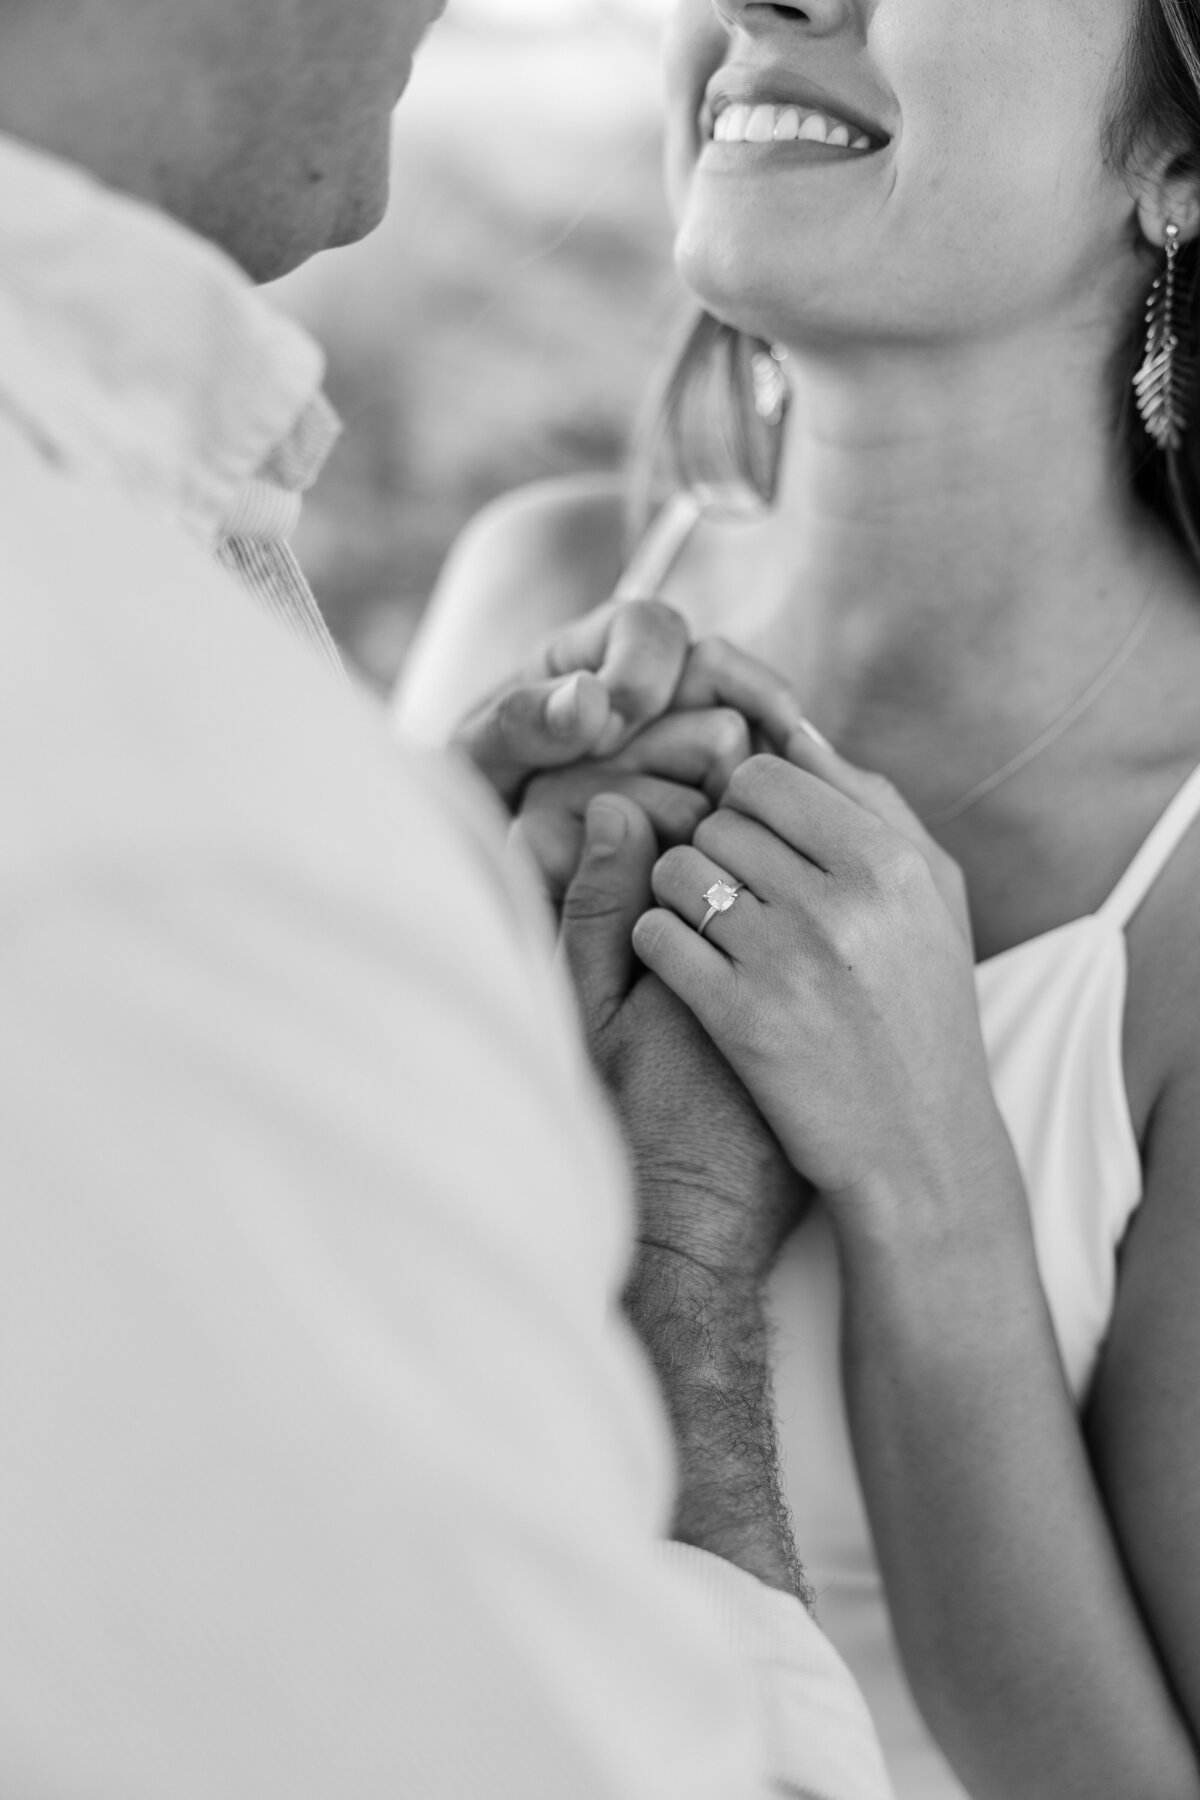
left=1133, top=150, right=1200, bottom=247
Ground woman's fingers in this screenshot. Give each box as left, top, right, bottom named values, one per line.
left=722, top=755, right=896, bottom=878
left=784, top=728, right=974, bottom=947
left=649, top=843, right=766, bottom=958
left=673, top=636, right=807, bottom=751
left=786, top=723, right=929, bottom=837
left=631, top=906, right=740, bottom=1032
left=691, top=806, right=826, bottom=907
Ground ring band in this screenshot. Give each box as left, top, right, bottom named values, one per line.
left=697, top=879, right=741, bottom=938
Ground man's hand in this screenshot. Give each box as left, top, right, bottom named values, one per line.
left=560, top=794, right=811, bottom=1601
left=453, top=599, right=691, bottom=805
left=454, top=596, right=810, bottom=818
left=561, top=793, right=809, bottom=1284
left=507, top=630, right=810, bottom=900
left=515, top=706, right=751, bottom=902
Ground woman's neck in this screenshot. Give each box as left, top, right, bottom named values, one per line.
left=761, top=329, right=1161, bottom=752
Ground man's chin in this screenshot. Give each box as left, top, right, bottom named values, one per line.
left=249, top=160, right=391, bottom=283
left=327, top=170, right=392, bottom=252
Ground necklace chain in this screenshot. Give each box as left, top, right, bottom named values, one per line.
left=923, top=589, right=1160, bottom=828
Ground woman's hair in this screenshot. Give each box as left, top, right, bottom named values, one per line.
left=632, top=0, right=1200, bottom=562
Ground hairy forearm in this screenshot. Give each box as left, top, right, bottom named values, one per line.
left=624, top=1239, right=812, bottom=1607
left=837, top=1192, right=1200, bottom=1800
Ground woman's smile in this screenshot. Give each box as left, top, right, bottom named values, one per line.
left=710, top=103, right=874, bottom=153
left=701, top=66, right=891, bottom=155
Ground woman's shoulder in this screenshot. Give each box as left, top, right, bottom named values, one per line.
left=427, top=471, right=635, bottom=643
left=455, top=471, right=632, bottom=596
left=393, top=473, right=632, bottom=741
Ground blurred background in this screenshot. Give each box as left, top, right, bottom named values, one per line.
left=272, top=0, right=679, bottom=689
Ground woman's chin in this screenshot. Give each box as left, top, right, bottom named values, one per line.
left=675, top=236, right=818, bottom=348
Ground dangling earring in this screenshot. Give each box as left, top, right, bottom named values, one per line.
left=751, top=343, right=790, bottom=425
left=1135, top=221, right=1192, bottom=452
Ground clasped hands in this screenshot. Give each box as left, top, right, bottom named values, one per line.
left=457, top=597, right=1003, bottom=1279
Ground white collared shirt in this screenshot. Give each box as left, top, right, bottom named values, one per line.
left=0, top=130, right=345, bottom=676
left=0, top=132, right=890, bottom=1800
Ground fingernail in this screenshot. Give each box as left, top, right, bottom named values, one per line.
left=796, top=717, right=833, bottom=752
left=591, top=710, right=628, bottom=757
left=546, top=673, right=583, bottom=736
left=585, top=798, right=628, bottom=857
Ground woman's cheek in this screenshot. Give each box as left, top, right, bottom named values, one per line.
left=661, top=0, right=727, bottom=218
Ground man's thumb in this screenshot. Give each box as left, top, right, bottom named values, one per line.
left=559, top=794, right=657, bottom=1028
left=457, top=671, right=612, bottom=803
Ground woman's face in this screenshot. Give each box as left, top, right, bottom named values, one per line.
left=663, top=0, right=1148, bottom=351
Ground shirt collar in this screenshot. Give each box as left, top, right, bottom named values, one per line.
left=0, top=132, right=340, bottom=547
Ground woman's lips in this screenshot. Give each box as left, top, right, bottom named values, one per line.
left=702, top=67, right=892, bottom=153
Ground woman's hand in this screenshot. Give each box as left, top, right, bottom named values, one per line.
left=633, top=745, right=1012, bottom=1231
left=783, top=724, right=975, bottom=952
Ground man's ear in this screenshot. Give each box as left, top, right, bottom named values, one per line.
left=1132, top=147, right=1200, bottom=247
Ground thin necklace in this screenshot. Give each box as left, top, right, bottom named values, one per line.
left=923, top=587, right=1160, bottom=828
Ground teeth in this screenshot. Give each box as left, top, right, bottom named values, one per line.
left=711, top=102, right=875, bottom=152
left=718, top=103, right=751, bottom=142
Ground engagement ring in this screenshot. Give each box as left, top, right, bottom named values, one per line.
left=697, top=879, right=741, bottom=938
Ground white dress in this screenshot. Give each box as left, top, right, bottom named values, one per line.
left=619, top=494, right=1200, bottom=1799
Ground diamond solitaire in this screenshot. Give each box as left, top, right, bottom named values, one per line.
left=697, top=880, right=741, bottom=939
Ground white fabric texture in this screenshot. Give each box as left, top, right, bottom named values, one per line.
left=0, top=131, right=345, bottom=678
left=0, top=136, right=892, bottom=1800
left=620, top=496, right=1200, bottom=1800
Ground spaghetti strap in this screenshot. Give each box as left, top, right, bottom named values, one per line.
left=613, top=492, right=703, bottom=603
left=1098, top=761, right=1200, bottom=929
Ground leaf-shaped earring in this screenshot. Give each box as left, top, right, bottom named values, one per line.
left=751, top=344, right=790, bottom=425
left=1134, top=222, right=1193, bottom=452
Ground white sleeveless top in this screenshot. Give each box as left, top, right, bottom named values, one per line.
left=619, top=495, right=1200, bottom=1799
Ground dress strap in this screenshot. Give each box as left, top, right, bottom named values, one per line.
left=1098, top=761, right=1200, bottom=929
left=612, top=491, right=703, bottom=602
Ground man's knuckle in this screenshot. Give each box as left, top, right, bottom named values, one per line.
left=561, top=884, right=625, bottom=924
